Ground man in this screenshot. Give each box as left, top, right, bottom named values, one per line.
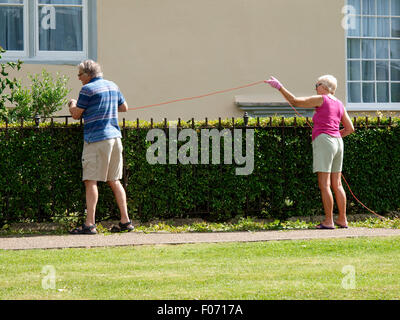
left=68, top=60, right=133, bottom=234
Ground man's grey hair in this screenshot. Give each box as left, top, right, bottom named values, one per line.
left=78, top=60, right=103, bottom=78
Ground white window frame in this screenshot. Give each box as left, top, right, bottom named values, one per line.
left=1, top=0, right=93, bottom=64
left=0, top=0, right=29, bottom=59
left=345, top=0, right=400, bottom=111
left=34, top=0, right=88, bottom=61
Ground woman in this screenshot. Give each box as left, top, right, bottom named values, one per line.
left=265, top=75, right=355, bottom=229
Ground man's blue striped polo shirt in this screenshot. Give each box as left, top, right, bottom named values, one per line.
left=77, top=77, right=125, bottom=143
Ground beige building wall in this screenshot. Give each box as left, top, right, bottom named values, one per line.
left=9, top=0, right=351, bottom=121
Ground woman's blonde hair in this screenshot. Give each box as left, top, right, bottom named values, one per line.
left=317, top=75, right=338, bottom=94
left=78, top=60, right=103, bottom=78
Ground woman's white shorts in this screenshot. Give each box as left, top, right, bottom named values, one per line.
left=312, top=134, right=344, bottom=174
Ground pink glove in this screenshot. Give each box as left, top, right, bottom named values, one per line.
left=265, top=76, right=283, bottom=90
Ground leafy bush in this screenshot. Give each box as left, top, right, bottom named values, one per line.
left=9, top=70, right=71, bottom=122
left=0, top=116, right=399, bottom=224
left=0, top=47, right=23, bottom=121
left=1, top=48, right=69, bottom=122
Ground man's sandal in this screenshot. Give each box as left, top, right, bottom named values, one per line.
left=111, top=221, right=135, bottom=233
left=120, top=221, right=135, bottom=232
left=69, top=224, right=98, bottom=235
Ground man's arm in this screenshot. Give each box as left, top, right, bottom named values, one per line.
left=68, top=99, right=85, bottom=120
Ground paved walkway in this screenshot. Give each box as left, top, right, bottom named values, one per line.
left=1, top=228, right=400, bottom=250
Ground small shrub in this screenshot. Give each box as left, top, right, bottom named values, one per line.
left=0, top=47, right=23, bottom=121
left=9, top=69, right=71, bottom=122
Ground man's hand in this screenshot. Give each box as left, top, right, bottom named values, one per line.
left=68, top=99, right=84, bottom=120
left=118, top=101, right=128, bottom=112
left=68, top=99, right=77, bottom=109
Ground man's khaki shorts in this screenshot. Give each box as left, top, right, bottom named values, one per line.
left=312, top=134, right=344, bottom=174
left=82, top=138, right=123, bottom=182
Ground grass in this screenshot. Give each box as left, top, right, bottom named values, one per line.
left=2, top=216, right=400, bottom=236
left=1, top=237, right=400, bottom=300
left=134, top=217, right=400, bottom=233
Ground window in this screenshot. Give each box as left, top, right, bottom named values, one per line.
left=346, top=0, right=400, bottom=109
left=0, top=0, right=26, bottom=55
left=0, top=0, right=96, bottom=64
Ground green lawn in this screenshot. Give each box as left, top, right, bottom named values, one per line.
left=1, top=237, right=399, bottom=300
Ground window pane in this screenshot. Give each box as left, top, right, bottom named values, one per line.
left=377, top=0, right=389, bottom=15
left=362, top=61, right=375, bottom=80
left=348, top=0, right=361, bottom=14
left=392, top=83, right=400, bottom=102
left=363, top=17, right=376, bottom=37
left=362, top=39, right=374, bottom=58
left=377, top=18, right=390, bottom=37
left=376, top=61, right=389, bottom=80
left=38, top=6, right=83, bottom=51
left=362, top=0, right=375, bottom=15
left=347, top=0, right=400, bottom=105
left=0, top=6, right=24, bottom=51
left=363, top=83, right=375, bottom=102
left=348, top=61, right=361, bottom=80
left=391, top=40, right=400, bottom=58
left=0, top=0, right=23, bottom=3
left=392, top=18, right=400, bottom=37
left=376, top=40, right=389, bottom=58
left=391, top=61, right=400, bottom=80
left=392, top=0, right=400, bottom=16
left=377, top=83, right=389, bottom=102
left=39, top=0, right=82, bottom=4
left=349, top=82, right=362, bottom=103
left=348, top=39, right=361, bottom=58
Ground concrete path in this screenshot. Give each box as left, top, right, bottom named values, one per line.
left=1, top=228, right=400, bottom=250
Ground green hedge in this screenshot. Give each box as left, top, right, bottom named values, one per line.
left=0, top=116, right=399, bottom=224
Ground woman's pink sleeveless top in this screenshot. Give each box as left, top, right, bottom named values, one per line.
left=312, top=95, right=344, bottom=141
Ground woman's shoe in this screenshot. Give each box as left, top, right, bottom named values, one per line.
left=334, top=222, right=349, bottom=229
left=315, top=223, right=335, bottom=230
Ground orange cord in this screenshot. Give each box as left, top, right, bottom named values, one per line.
left=127, top=79, right=385, bottom=220
left=128, top=80, right=265, bottom=111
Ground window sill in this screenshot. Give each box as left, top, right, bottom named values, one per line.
left=235, top=95, right=314, bottom=118
left=346, top=103, right=400, bottom=111
left=1, top=56, right=85, bottom=66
